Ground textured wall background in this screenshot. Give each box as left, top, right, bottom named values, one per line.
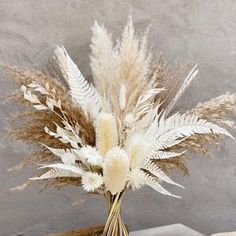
left=0, top=1, right=236, bottom=235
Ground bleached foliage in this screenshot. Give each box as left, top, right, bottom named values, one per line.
left=53, top=45, right=101, bottom=116
left=9, top=17, right=235, bottom=200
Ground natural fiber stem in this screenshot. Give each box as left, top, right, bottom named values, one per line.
left=103, top=192, right=129, bottom=236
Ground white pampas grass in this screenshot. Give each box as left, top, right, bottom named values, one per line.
left=127, top=168, right=145, bottom=190
left=90, top=21, right=119, bottom=95
left=82, top=172, right=103, bottom=192
left=103, top=147, right=129, bottom=194
left=95, top=113, right=118, bottom=156
left=78, top=146, right=103, bottom=166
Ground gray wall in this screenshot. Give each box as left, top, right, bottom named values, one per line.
left=0, top=1, right=236, bottom=235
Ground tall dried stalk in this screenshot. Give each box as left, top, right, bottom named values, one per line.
left=103, top=192, right=128, bottom=236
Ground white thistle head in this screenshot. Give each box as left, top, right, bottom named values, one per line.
left=82, top=172, right=103, bottom=192
left=103, top=147, right=129, bottom=195
left=95, top=113, right=118, bottom=156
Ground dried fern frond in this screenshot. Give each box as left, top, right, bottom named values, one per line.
left=53, top=45, right=102, bottom=116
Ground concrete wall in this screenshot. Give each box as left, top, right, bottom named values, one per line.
left=0, top=1, right=235, bottom=235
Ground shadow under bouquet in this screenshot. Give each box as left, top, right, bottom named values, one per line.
left=5, top=17, right=236, bottom=236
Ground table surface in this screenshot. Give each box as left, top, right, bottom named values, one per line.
left=130, top=224, right=205, bottom=236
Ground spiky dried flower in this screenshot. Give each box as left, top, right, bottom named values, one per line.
left=103, top=147, right=129, bottom=194
left=95, top=113, right=118, bottom=156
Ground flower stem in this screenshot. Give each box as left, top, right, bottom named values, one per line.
left=103, top=192, right=129, bottom=236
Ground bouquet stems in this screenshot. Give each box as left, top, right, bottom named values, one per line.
left=103, top=192, right=129, bottom=236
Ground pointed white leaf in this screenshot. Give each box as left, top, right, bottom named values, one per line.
left=33, top=104, right=48, bottom=110
left=143, top=172, right=181, bottom=198
left=40, top=163, right=84, bottom=176
left=143, top=160, right=184, bottom=188
left=53, top=45, right=101, bottom=115
left=30, top=169, right=79, bottom=180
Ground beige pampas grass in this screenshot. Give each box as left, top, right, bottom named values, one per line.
left=95, top=113, right=118, bottom=156
left=187, top=93, right=236, bottom=129
left=103, top=147, right=129, bottom=194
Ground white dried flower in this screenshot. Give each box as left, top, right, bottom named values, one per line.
left=127, top=168, right=145, bottom=190
left=103, top=147, right=129, bottom=195
left=82, top=172, right=103, bottom=192
left=95, top=113, right=118, bottom=156
left=125, top=132, right=147, bottom=169
left=79, top=146, right=103, bottom=166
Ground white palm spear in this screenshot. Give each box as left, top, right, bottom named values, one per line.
left=26, top=19, right=234, bottom=199
left=53, top=45, right=102, bottom=117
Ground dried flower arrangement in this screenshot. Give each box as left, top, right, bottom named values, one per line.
left=5, top=17, right=236, bottom=236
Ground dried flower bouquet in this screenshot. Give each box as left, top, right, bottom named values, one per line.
left=5, top=18, right=236, bottom=236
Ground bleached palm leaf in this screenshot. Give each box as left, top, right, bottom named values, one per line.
left=143, top=160, right=184, bottom=188
left=143, top=172, right=181, bottom=198
left=30, top=169, right=79, bottom=180
left=40, top=163, right=84, bottom=176
left=147, top=150, right=186, bottom=160
left=146, top=113, right=233, bottom=151
left=42, top=144, right=76, bottom=165
left=53, top=45, right=101, bottom=115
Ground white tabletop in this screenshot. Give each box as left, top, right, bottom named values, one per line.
left=130, top=224, right=205, bottom=236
